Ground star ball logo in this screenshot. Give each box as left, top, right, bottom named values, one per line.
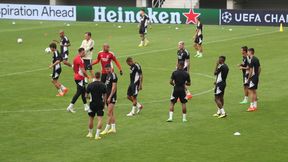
left=222, top=11, right=233, bottom=23
left=183, top=9, right=200, bottom=24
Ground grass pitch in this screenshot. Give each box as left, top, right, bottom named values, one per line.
left=0, top=20, right=288, bottom=162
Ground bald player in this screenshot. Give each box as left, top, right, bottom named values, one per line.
left=53, top=30, right=72, bottom=67
left=91, top=43, right=123, bottom=82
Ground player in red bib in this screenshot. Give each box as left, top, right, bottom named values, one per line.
left=67, top=48, right=90, bottom=113
left=91, top=43, right=123, bottom=82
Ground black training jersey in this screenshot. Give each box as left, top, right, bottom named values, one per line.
left=105, top=72, right=118, bottom=94
left=87, top=81, right=107, bottom=105
left=215, top=64, right=229, bottom=84
left=241, top=56, right=249, bottom=75
left=177, top=49, right=190, bottom=62
left=60, top=36, right=70, bottom=54
left=130, top=63, right=142, bottom=84
left=249, top=56, right=260, bottom=77
left=196, top=21, right=203, bottom=36
left=52, top=50, right=61, bottom=71
left=171, top=69, right=191, bottom=88
left=140, top=14, right=149, bottom=28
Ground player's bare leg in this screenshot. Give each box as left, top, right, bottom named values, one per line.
left=139, top=34, right=145, bottom=47
left=95, top=116, right=103, bottom=140
left=247, top=89, right=257, bottom=112
left=167, top=102, right=175, bottom=122
left=240, top=85, right=249, bottom=104
left=107, top=104, right=116, bottom=133
left=194, top=43, right=199, bottom=57
left=214, top=95, right=226, bottom=118
left=197, top=44, right=203, bottom=58
left=62, top=60, right=72, bottom=67
left=86, top=116, right=94, bottom=138
left=52, top=79, right=65, bottom=96
left=127, top=96, right=143, bottom=116
left=182, top=103, right=187, bottom=122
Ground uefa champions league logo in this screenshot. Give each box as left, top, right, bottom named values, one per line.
left=222, top=11, right=233, bottom=23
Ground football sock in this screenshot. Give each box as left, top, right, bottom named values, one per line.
left=250, top=102, right=254, bottom=108
left=60, top=85, right=66, bottom=90
left=131, top=106, right=137, bottom=114
left=141, top=41, right=144, bottom=45
left=96, top=129, right=101, bottom=137
left=58, top=89, right=63, bottom=93
left=244, top=96, right=248, bottom=100
left=104, top=124, right=110, bottom=131
left=68, top=103, right=74, bottom=108
left=220, top=108, right=225, bottom=114
left=111, top=124, right=116, bottom=130
left=253, top=101, right=257, bottom=108
left=88, top=128, right=93, bottom=134
left=169, top=111, right=173, bottom=119
left=136, top=102, right=141, bottom=108
left=217, top=108, right=221, bottom=114
left=196, top=51, right=200, bottom=55
left=182, top=114, right=187, bottom=120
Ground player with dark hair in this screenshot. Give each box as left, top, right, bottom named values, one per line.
left=53, top=30, right=72, bottom=67
left=193, top=17, right=203, bottom=58
left=126, top=57, right=144, bottom=116
left=80, top=32, right=95, bottom=82
left=101, top=64, right=118, bottom=135
left=238, top=46, right=249, bottom=104
left=247, top=48, right=261, bottom=112
left=138, top=9, right=151, bottom=47
left=213, top=56, right=229, bottom=118
left=177, top=41, right=192, bottom=99
left=48, top=43, right=68, bottom=96
left=92, top=43, right=123, bottom=82
left=67, top=48, right=90, bottom=113
left=86, top=72, right=107, bottom=140
left=167, top=61, right=191, bottom=122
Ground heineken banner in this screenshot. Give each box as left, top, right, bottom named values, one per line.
left=221, top=9, right=288, bottom=26
left=76, top=6, right=219, bottom=25
left=0, top=3, right=76, bottom=21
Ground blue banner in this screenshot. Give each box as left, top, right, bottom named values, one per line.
left=220, top=9, right=288, bottom=26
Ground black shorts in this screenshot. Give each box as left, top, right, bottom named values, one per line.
left=214, top=83, right=226, bottom=96
left=75, top=79, right=86, bottom=87
left=107, top=92, right=117, bottom=105
left=248, top=76, right=259, bottom=90
left=243, top=73, right=249, bottom=86
left=139, top=26, right=147, bottom=34
left=194, top=35, right=203, bottom=45
left=84, top=59, right=92, bottom=70
left=170, top=87, right=187, bottom=104
left=61, top=51, right=69, bottom=61
left=127, top=83, right=139, bottom=97
left=52, top=68, right=61, bottom=80
left=88, top=102, right=104, bottom=117
left=101, top=73, right=107, bottom=83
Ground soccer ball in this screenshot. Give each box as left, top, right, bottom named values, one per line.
left=45, top=47, right=51, bottom=53
left=17, top=38, right=23, bottom=44
left=221, top=12, right=233, bottom=23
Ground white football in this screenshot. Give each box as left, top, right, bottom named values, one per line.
left=17, top=38, right=23, bottom=44
left=233, top=132, right=241, bottom=136
left=45, top=47, right=51, bottom=53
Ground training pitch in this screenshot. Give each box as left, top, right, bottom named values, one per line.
left=0, top=20, right=287, bottom=162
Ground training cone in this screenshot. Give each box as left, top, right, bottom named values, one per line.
left=280, top=23, right=284, bottom=32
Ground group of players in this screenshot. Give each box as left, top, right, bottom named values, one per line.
left=48, top=30, right=144, bottom=140
left=47, top=9, right=261, bottom=140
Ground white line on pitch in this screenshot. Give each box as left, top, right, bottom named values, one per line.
left=0, top=30, right=276, bottom=78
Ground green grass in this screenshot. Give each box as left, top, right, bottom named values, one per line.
left=0, top=20, right=288, bottom=162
